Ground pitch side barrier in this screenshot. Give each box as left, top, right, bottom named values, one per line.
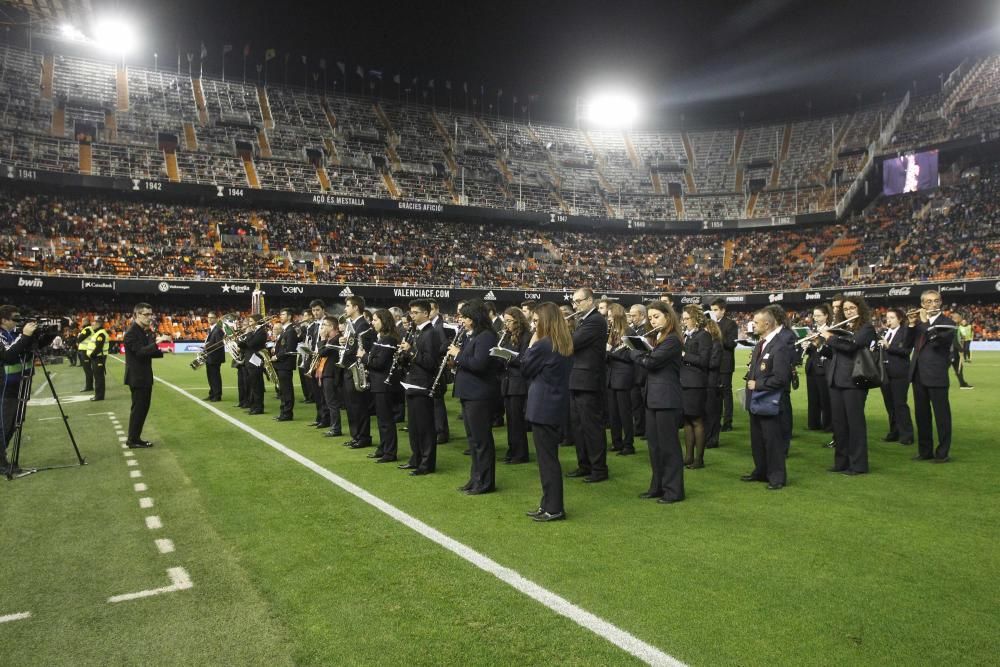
left=0, top=159, right=833, bottom=233
left=2, top=271, right=998, bottom=308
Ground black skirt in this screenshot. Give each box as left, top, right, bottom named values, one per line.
left=682, top=387, right=706, bottom=417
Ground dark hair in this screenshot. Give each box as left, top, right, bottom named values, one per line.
left=710, top=298, right=726, bottom=310
left=887, top=307, right=906, bottom=322
left=372, top=308, right=399, bottom=343
left=765, top=304, right=787, bottom=326
left=408, top=299, right=431, bottom=314
left=322, top=315, right=338, bottom=327
left=0, top=305, right=18, bottom=320
left=502, top=307, right=530, bottom=346
left=134, top=302, right=152, bottom=314
left=459, top=299, right=492, bottom=334
left=249, top=313, right=263, bottom=323
left=309, top=299, right=326, bottom=309
left=646, top=300, right=680, bottom=344
left=520, top=300, right=537, bottom=311
left=345, top=295, right=366, bottom=310
left=841, top=296, right=871, bottom=332
left=811, top=303, right=833, bottom=323
left=280, top=307, right=294, bottom=317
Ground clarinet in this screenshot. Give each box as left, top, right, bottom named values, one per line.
left=386, top=323, right=415, bottom=384
left=429, top=326, right=464, bottom=396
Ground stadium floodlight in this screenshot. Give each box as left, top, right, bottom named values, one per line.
left=93, top=18, right=137, bottom=55
left=60, top=24, right=86, bottom=41
left=583, top=93, right=640, bottom=128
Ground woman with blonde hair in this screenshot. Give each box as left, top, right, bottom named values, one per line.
left=703, top=316, right=724, bottom=449
left=680, top=305, right=711, bottom=469
left=606, top=302, right=636, bottom=456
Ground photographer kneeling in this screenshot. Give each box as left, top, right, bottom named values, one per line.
left=1, top=305, right=37, bottom=474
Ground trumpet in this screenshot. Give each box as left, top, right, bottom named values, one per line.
left=189, top=315, right=277, bottom=370
left=798, top=315, right=859, bottom=344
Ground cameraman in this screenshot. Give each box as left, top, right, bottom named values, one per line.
left=1, top=305, right=37, bottom=473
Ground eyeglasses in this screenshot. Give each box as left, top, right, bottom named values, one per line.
left=572, top=297, right=590, bottom=305
left=138, top=311, right=153, bottom=316
left=842, top=305, right=858, bottom=311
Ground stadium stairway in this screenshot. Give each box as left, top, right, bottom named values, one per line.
left=732, top=128, right=744, bottom=165
left=78, top=142, right=92, bottom=174
left=257, top=87, right=274, bottom=129
left=681, top=133, right=698, bottom=193
left=316, top=165, right=331, bottom=191
left=320, top=100, right=337, bottom=131
left=183, top=122, right=198, bottom=150
left=116, top=65, right=129, bottom=111
left=381, top=171, right=400, bottom=198
left=623, top=131, right=642, bottom=169
left=473, top=117, right=497, bottom=145
left=164, top=151, right=181, bottom=182
left=192, top=79, right=210, bottom=125
left=374, top=103, right=396, bottom=137
left=651, top=170, right=663, bottom=194
left=50, top=105, right=65, bottom=137
left=723, top=239, right=735, bottom=269
left=745, top=190, right=758, bottom=218
left=674, top=192, right=685, bottom=217
left=104, top=111, right=117, bottom=142
left=257, top=130, right=272, bottom=158
left=430, top=111, right=454, bottom=149
left=242, top=155, right=260, bottom=188
left=41, top=54, right=53, bottom=99
left=322, top=137, right=340, bottom=165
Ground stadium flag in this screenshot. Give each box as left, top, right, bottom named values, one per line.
left=200, top=42, right=208, bottom=59
left=186, top=52, right=193, bottom=62
left=392, top=74, right=400, bottom=84
left=356, top=65, right=364, bottom=77
left=265, top=48, right=277, bottom=61
left=336, top=61, right=345, bottom=74
left=370, top=70, right=382, bottom=79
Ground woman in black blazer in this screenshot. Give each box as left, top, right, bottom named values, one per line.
left=499, top=307, right=531, bottom=464
left=703, top=317, right=723, bottom=449
left=606, top=303, right=636, bottom=456
left=520, top=302, right=574, bottom=522
left=821, top=296, right=877, bottom=475
left=361, top=309, right=401, bottom=463
left=630, top=301, right=685, bottom=504
left=800, top=304, right=833, bottom=432
left=679, top=305, right=711, bottom=469
left=449, top=299, right=500, bottom=495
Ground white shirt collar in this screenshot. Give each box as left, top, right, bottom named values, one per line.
left=928, top=313, right=940, bottom=325
left=416, top=320, right=431, bottom=331
left=763, top=325, right=782, bottom=347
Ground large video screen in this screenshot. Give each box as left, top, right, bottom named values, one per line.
left=883, top=150, right=939, bottom=195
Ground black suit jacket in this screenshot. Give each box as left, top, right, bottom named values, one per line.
left=629, top=323, right=649, bottom=387
left=123, top=322, right=163, bottom=388
left=272, top=324, right=298, bottom=371
left=318, top=339, right=344, bottom=382
left=707, top=339, right=722, bottom=387
left=747, top=331, right=793, bottom=394
left=718, top=316, right=738, bottom=373
left=907, top=315, right=955, bottom=387
left=570, top=309, right=608, bottom=392
left=680, top=329, right=711, bottom=388
left=630, top=333, right=683, bottom=410
left=204, top=323, right=225, bottom=365
left=366, top=335, right=399, bottom=394
left=454, top=329, right=500, bottom=401
left=825, top=323, right=877, bottom=389
left=404, top=323, right=443, bottom=395
left=521, top=337, right=573, bottom=425
left=607, top=344, right=636, bottom=390
left=500, top=333, right=530, bottom=397
left=341, top=316, right=374, bottom=368
left=881, top=326, right=912, bottom=380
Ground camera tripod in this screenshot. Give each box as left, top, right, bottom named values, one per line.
left=3, top=348, right=86, bottom=480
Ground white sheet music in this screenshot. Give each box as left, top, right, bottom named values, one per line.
left=248, top=353, right=262, bottom=367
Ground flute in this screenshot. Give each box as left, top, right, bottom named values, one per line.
left=798, top=315, right=859, bottom=343
left=905, top=308, right=941, bottom=317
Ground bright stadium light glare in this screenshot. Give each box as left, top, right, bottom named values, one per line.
left=584, top=93, right=640, bottom=128
left=93, top=18, right=137, bottom=55
left=60, top=24, right=86, bottom=41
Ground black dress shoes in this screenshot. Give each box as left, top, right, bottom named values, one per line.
left=464, top=487, right=495, bottom=495
left=349, top=442, right=371, bottom=449
left=883, top=433, right=899, bottom=442
left=616, top=449, right=636, bottom=456
left=740, top=474, right=764, bottom=482
left=409, top=469, right=431, bottom=476
left=657, top=497, right=683, bottom=504
left=323, top=430, right=340, bottom=438
left=366, top=452, right=382, bottom=459
left=532, top=511, right=566, bottom=522
left=932, top=456, right=950, bottom=463
left=828, top=467, right=848, bottom=473
left=911, top=455, right=933, bottom=461
left=436, top=435, right=450, bottom=444
left=398, top=463, right=417, bottom=470
left=89, top=396, right=103, bottom=401
left=126, top=441, right=153, bottom=449
left=639, top=491, right=663, bottom=499
left=307, top=421, right=321, bottom=427
left=273, top=416, right=292, bottom=421
left=899, top=438, right=913, bottom=445
left=720, top=424, right=733, bottom=432
left=766, top=483, right=784, bottom=490
left=583, top=475, right=608, bottom=483
left=840, top=470, right=864, bottom=476
left=375, top=457, right=397, bottom=463
left=526, top=507, right=545, bottom=518
left=458, top=482, right=473, bottom=492
left=565, top=469, right=589, bottom=478
left=247, top=409, right=263, bottom=415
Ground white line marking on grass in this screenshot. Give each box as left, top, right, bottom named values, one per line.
left=134, top=483, right=147, bottom=492
left=32, top=373, right=55, bottom=396
left=107, top=567, right=192, bottom=603
left=129, top=470, right=142, bottom=478
left=145, top=516, right=162, bottom=530
left=37, top=416, right=60, bottom=421
left=155, top=539, right=175, bottom=554
left=126, top=460, right=139, bottom=467
left=0, top=612, right=31, bottom=623
left=87, top=411, right=115, bottom=416
left=123, top=452, right=134, bottom=458
left=152, top=373, right=685, bottom=667
left=139, top=497, right=153, bottom=509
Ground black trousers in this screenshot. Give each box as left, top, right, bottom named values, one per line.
left=433, top=393, right=449, bottom=440
left=373, top=392, right=397, bottom=459
left=503, top=393, right=529, bottom=462
left=719, top=372, right=734, bottom=426
left=462, top=399, right=496, bottom=492
left=962, top=340, right=971, bottom=361
left=913, top=380, right=951, bottom=459
left=704, top=386, right=721, bottom=446
left=608, top=388, right=634, bottom=452
left=342, top=376, right=372, bottom=445
left=806, top=372, right=831, bottom=430
left=91, top=356, right=106, bottom=400
left=128, top=385, right=153, bottom=443
left=880, top=377, right=913, bottom=441
left=630, top=384, right=645, bottom=435
left=563, top=398, right=576, bottom=446
left=392, top=389, right=406, bottom=423
left=646, top=407, right=684, bottom=500
left=276, top=369, right=294, bottom=418
left=206, top=363, right=222, bottom=400
left=298, top=368, right=314, bottom=401
left=572, top=390, right=608, bottom=477
left=780, top=390, right=793, bottom=454
left=406, top=393, right=436, bottom=472
left=236, top=364, right=248, bottom=406
left=319, top=377, right=340, bottom=430
left=81, top=351, right=93, bottom=390
left=247, top=365, right=264, bottom=411
left=749, top=410, right=786, bottom=485
left=830, top=386, right=869, bottom=473
left=531, top=422, right=564, bottom=514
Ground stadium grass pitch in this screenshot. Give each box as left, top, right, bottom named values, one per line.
left=2, top=352, right=998, bottom=665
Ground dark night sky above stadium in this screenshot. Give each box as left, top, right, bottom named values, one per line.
left=108, top=0, right=997, bottom=126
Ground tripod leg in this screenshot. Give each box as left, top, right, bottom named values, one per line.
left=4, top=357, right=34, bottom=479
left=35, top=353, right=86, bottom=465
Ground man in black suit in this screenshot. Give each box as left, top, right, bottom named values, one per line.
left=305, top=300, right=329, bottom=428
left=879, top=308, right=913, bottom=445
left=766, top=304, right=797, bottom=456
left=742, top=308, right=791, bottom=490
left=123, top=303, right=170, bottom=448
left=907, top=290, right=954, bottom=462
left=566, top=287, right=610, bottom=483
left=297, top=309, right=314, bottom=403
left=203, top=311, right=225, bottom=402
left=428, top=300, right=450, bottom=444
left=340, top=295, right=375, bottom=448
left=627, top=304, right=648, bottom=437
left=399, top=300, right=443, bottom=475
left=238, top=314, right=268, bottom=415
left=710, top=299, right=738, bottom=432
left=271, top=309, right=299, bottom=421
left=317, top=317, right=344, bottom=437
